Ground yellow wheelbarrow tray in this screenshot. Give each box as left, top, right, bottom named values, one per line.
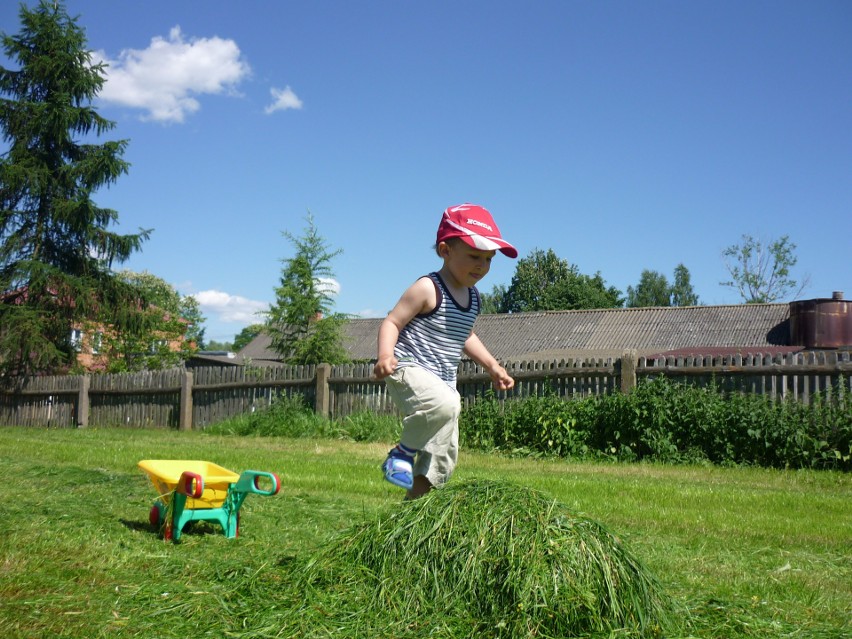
left=138, top=459, right=280, bottom=542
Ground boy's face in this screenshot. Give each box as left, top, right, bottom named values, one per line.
left=439, top=239, right=496, bottom=288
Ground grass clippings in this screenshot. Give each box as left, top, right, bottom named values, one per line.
left=285, top=479, right=674, bottom=638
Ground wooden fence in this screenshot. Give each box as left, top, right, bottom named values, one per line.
left=1, top=350, right=849, bottom=429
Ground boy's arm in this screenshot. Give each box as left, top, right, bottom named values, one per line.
left=463, top=332, right=515, bottom=390
left=374, top=318, right=401, bottom=379
left=373, top=278, right=435, bottom=380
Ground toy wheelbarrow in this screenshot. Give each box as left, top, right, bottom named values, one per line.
left=138, top=459, right=280, bottom=542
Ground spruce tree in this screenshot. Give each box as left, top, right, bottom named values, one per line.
left=0, top=1, right=151, bottom=377
left=266, top=215, right=350, bottom=365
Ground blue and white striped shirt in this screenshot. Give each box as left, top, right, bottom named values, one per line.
left=394, top=272, right=480, bottom=387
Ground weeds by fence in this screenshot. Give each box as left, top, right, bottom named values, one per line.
left=0, top=350, right=849, bottom=429
left=460, top=376, right=852, bottom=470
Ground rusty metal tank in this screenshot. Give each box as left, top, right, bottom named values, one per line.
left=789, top=291, right=851, bottom=348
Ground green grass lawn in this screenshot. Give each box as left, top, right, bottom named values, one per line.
left=0, top=427, right=849, bottom=638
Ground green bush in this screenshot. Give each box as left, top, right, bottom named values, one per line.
left=462, top=376, right=851, bottom=470
left=204, top=393, right=334, bottom=438
left=206, top=395, right=401, bottom=443
left=748, top=382, right=852, bottom=469
left=460, top=391, right=590, bottom=458
left=334, top=410, right=401, bottom=443
left=207, top=377, right=851, bottom=470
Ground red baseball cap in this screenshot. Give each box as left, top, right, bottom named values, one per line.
left=436, top=203, right=518, bottom=258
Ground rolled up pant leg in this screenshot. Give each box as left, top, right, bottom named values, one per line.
left=386, top=366, right=461, bottom=487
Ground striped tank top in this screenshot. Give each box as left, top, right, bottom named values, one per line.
left=394, top=272, right=480, bottom=387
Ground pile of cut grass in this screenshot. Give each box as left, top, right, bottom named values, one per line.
left=284, top=479, right=675, bottom=638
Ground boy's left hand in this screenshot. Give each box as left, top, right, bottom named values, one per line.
left=489, top=366, right=515, bottom=391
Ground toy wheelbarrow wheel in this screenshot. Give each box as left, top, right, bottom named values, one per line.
left=148, top=502, right=175, bottom=540
left=149, top=503, right=162, bottom=528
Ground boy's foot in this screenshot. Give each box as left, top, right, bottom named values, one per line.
left=382, top=451, right=413, bottom=490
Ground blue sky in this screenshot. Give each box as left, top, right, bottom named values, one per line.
left=2, top=0, right=850, bottom=344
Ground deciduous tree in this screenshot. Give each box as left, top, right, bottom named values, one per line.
left=626, top=270, right=670, bottom=307
left=670, top=263, right=699, bottom=306
left=484, top=248, right=622, bottom=313
left=626, top=264, right=700, bottom=307
left=721, top=234, right=808, bottom=303
left=204, top=339, right=233, bottom=352
left=233, top=323, right=264, bottom=352
left=93, top=271, right=201, bottom=372
left=479, top=284, right=507, bottom=314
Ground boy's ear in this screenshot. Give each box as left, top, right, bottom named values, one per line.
left=437, top=241, right=451, bottom=257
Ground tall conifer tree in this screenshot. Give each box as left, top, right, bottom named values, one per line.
left=266, top=215, right=349, bottom=365
left=0, top=1, right=151, bottom=377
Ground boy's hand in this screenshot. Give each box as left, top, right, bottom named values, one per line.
left=489, top=365, right=515, bottom=391
left=373, top=355, right=398, bottom=380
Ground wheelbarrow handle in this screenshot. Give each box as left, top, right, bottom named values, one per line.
left=235, top=470, right=281, bottom=496
left=179, top=471, right=205, bottom=499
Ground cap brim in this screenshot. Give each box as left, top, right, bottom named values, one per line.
left=457, top=233, right=518, bottom=259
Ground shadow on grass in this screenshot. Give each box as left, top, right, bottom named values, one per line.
left=118, top=518, right=227, bottom=540
left=118, top=518, right=151, bottom=534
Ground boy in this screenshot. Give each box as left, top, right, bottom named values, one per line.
left=373, top=203, right=517, bottom=499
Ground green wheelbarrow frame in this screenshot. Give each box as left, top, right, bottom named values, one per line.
left=139, top=460, right=280, bottom=542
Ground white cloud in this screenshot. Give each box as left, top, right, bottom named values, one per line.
left=192, top=289, right=269, bottom=324
left=191, top=280, right=342, bottom=342
left=356, top=308, right=385, bottom=318
left=264, top=85, right=303, bottom=114
left=317, top=277, right=341, bottom=296
left=96, top=26, right=250, bottom=123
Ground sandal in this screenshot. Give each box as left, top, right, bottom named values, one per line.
left=382, top=453, right=413, bottom=490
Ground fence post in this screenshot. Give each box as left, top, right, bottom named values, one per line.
left=179, top=369, right=193, bottom=431
left=315, top=363, right=331, bottom=418
left=77, top=374, right=90, bottom=428
left=620, top=349, right=637, bottom=394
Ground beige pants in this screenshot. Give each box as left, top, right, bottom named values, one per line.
left=385, top=365, right=461, bottom=487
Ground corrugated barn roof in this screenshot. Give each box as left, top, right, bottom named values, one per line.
left=230, top=303, right=792, bottom=364
left=473, top=304, right=791, bottom=361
